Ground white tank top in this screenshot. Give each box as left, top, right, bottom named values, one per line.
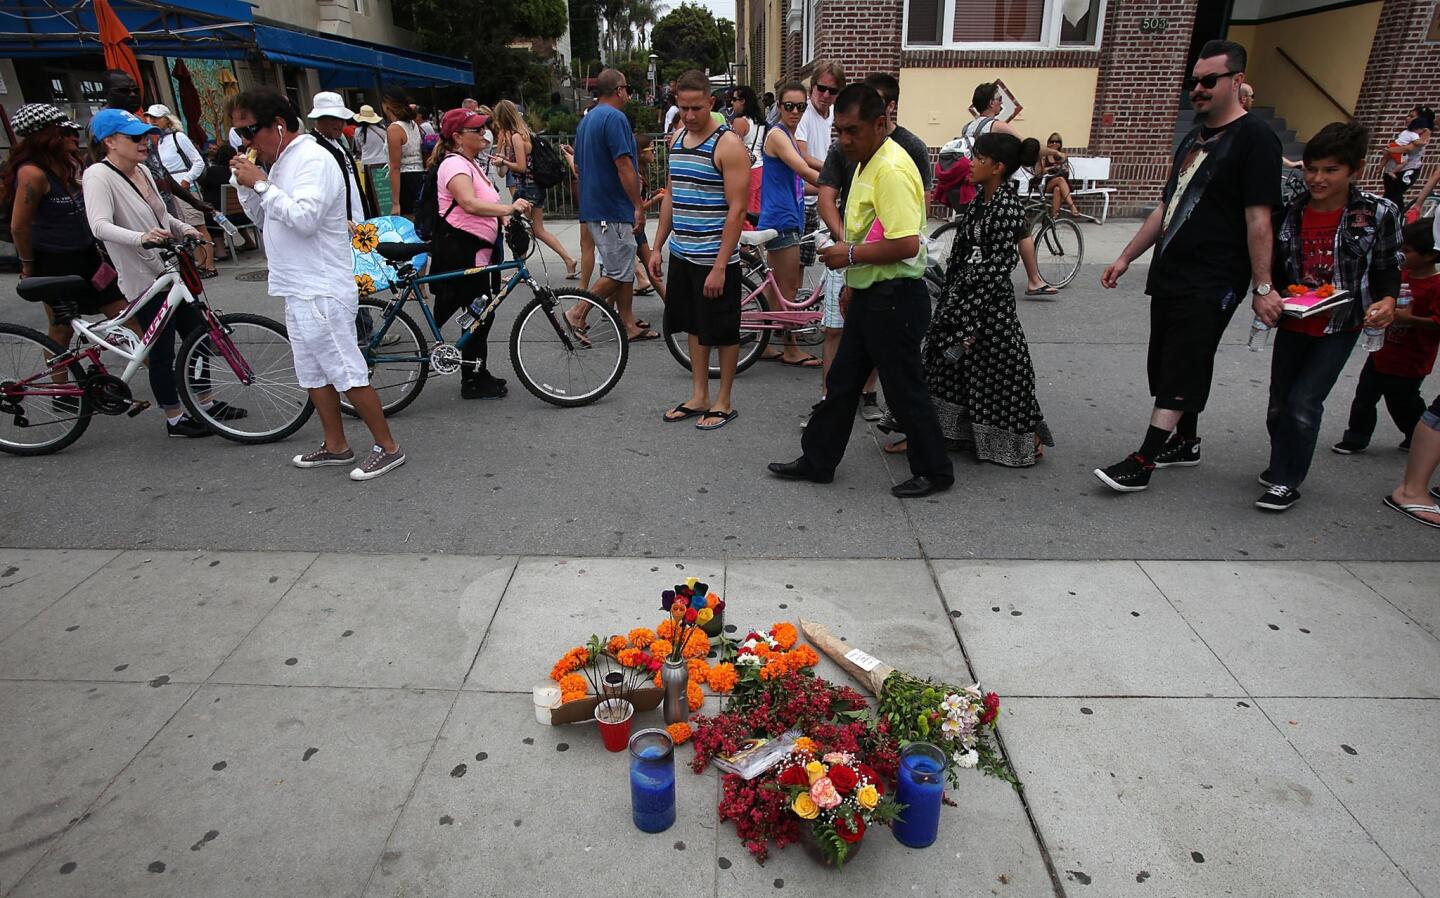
left=743, top=119, right=766, bottom=169
left=395, top=120, right=424, bottom=172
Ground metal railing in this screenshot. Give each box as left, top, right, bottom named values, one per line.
left=529, top=131, right=669, bottom=219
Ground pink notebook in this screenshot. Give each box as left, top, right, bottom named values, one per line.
left=1282, top=288, right=1353, bottom=318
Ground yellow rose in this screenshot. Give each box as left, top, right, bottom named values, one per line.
left=805, top=761, right=826, bottom=784
left=696, top=608, right=714, bottom=624
left=792, top=793, right=819, bottom=819
left=684, top=576, right=699, bottom=588
left=856, top=784, right=879, bottom=810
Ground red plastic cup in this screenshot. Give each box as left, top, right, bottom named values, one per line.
left=595, top=699, right=635, bottom=752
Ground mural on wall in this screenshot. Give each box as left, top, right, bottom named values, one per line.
left=168, top=58, right=237, bottom=148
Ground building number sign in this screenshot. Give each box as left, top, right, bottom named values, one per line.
left=1139, top=16, right=1168, bottom=33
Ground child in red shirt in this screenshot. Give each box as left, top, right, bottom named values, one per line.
left=1335, top=218, right=1440, bottom=453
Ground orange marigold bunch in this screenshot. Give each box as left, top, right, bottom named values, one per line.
left=770, top=622, right=798, bottom=650
left=793, top=736, right=818, bottom=755
left=651, top=638, right=674, bottom=660
left=653, top=669, right=664, bottom=688
left=789, top=644, right=819, bottom=669
left=628, top=627, right=657, bottom=649
left=708, top=663, right=738, bottom=694
left=687, top=658, right=711, bottom=686
left=680, top=629, right=709, bottom=660
left=686, top=680, right=705, bottom=711
left=667, top=722, right=693, bottom=745
left=558, top=673, right=588, bottom=702
left=617, top=647, right=644, bottom=668
left=607, top=634, right=628, bottom=655
left=549, top=646, right=589, bottom=682
left=656, top=619, right=677, bottom=640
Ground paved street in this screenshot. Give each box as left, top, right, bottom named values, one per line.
left=0, top=221, right=1436, bottom=897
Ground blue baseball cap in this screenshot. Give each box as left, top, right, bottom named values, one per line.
left=89, top=108, right=158, bottom=141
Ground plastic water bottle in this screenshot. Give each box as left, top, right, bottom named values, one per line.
left=943, top=334, right=978, bottom=363
left=1361, top=325, right=1386, bottom=352
left=212, top=212, right=240, bottom=239
left=455, top=297, right=488, bottom=331
left=1247, top=317, right=1271, bottom=352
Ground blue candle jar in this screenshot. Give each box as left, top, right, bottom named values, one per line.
left=628, top=728, right=676, bottom=833
left=893, top=742, right=946, bottom=848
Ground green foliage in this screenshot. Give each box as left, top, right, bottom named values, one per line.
left=814, top=823, right=849, bottom=868
left=716, top=16, right=735, bottom=62
left=469, top=46, right=554, bottom=106
left=515, top=0, right=569, bottom=38
left=660, top=57, right=704, bottom=85
left=879, top=670, right=1019, bottom=790
left=568, top=0, right=600, bottom=64
left=545, top=111, right=581, bottom=134
left=651, top=3, right=725, bottom=73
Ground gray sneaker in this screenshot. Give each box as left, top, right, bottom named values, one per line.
left=292, top=444, right=355, bottom=468
left=349, top=444, right=406, bottom=481
left=860, top=392, right=883, bottom=422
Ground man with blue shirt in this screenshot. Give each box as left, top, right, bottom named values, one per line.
left=573, top=68, right=649, bottom=340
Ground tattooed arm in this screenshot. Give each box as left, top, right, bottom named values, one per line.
left=10, top=165, right=48, bottom=277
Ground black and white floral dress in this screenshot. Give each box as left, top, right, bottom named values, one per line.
left=923, top=181, right=1054, bottom=466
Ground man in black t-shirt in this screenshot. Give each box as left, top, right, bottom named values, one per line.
left=1094, top=40, right=1281, bottom=493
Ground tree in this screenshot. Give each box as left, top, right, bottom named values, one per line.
left=628, top=0, right=667, bottom=48
left=393, top=0, right=569, bottom=103
left=650, top=3, right=724, bottom=73
left=569, top=0, right=600, bottom=66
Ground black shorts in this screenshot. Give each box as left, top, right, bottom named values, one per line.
left=33, top=246, right=125, bottom=324
left=663, top=256, right=741, bottom=346
left=1147, top=287, right=1245, bottom=412
left=399, top=170, right=425, bottom=215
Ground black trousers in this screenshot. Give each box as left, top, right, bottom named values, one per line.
left=801, top=277, right=953, bottom=482
left=1342, top=355, right=1427, bottom=446
left=431, top=226, right=501, bottom=369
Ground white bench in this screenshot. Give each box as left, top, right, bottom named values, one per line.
left=1067, top=156, right=1115, bottom=223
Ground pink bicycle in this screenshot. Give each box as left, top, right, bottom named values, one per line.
left=663, top=227, right=831, bottom=377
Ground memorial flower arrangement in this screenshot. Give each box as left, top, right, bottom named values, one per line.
left=717, top=623, right=822, bottom=694
left=659, top=578, right=722, bottom=662
left=771, top=744, right=902, bottom=868
left=876, top=673, right=1013, bottom=787
left=549, top=633, right=665, bottom=704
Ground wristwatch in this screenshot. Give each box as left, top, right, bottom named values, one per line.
left=253, top=180, right=270, bottom=195
left=1253, top=283, right=1273, bottom=297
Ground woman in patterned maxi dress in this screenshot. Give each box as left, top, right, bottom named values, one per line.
left=921, top=133, right=1054, bottom=467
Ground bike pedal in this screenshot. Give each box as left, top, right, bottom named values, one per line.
left=126, top=401, right=151, bottom=418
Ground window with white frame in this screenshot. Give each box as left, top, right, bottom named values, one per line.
left=904, top=0, right=1105, bottom=50
left=353, top=0, right=366, bottom=14
left=803, top=0, right=821, bottom=64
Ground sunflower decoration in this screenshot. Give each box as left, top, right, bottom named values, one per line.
left=351, top=222, right=380, bottom=253
left=354, top=273, right=376, bottom=297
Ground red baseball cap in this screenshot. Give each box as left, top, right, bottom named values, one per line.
left=440, top=108, right=489, bottom=139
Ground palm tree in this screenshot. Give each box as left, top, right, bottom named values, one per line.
left=628, top=0, right=667, bottom=50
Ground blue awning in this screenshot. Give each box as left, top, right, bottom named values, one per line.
left=0, top=0, right=472, bottom=86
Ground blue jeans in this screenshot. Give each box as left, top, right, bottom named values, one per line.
left=1265, top=328, right=1360, bottom=488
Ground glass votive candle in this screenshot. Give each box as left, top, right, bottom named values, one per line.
left=628, top=728, right=676, bottom=833
left=893, top=741, right=946, bottom=848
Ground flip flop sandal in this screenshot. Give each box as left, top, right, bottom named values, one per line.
left=883, top=439, right=908, bottom=455
left=781, top=355, right=823, bottom=368
left=635, top=287, right=655, bottom=296
left=696, top=409, right=738, bottom=430
left=564, top=263, right=580, bottom=280
left=628, top=330, right=660, bottom=342
left=1024, top=285, right=1058, bottom=296
left=1382, top=495, right=1440, bottom=529
left=663, top=404, right=706, bottom=422
left=634, top=320, right=651, bottom=330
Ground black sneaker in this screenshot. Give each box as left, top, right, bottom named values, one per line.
left=461, top=373, right=507, bottom=400
left=860, top=392, right=882, bottom=422
left=166, top=415, right=212, bottom=438
left=1152, top=436, right=1201, bottom=468
left=1255, top=484, right=1300, bottom=511
left=1093, top=454, right=1153, bottom=492
left=207, top=400, right=248, bottom=421
left=1331, top=440, right=1366, bottom=455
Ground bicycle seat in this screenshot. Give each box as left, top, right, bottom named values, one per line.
left=376, top=242, right=430, bottom=262
left=15, top=275, right=88, bottom=304
left=739, top=228, right=778, bottom=247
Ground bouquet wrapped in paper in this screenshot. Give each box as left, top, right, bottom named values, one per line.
left=799, top=619, right=1014, bottom=788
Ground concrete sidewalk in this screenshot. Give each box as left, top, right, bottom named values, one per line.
left=0, top=549, right=1434, bottom=897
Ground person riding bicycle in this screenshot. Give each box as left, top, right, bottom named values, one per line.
left=83, top=108, right=243, bottom=437
left=428, top=108, right=531, bottom=400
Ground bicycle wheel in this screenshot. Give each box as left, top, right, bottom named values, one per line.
left=341, top=297, right=430, bottom=418
left=509, top=287, right=628, bottom=407
left=929, top=220, right=960, bottom=274
left=1036, top=217, right=1083, bottom=289
left=0, top=324, right=91, bottom=456
left=662, top=273, right=772, bottom=378
left=177, top=312, right=314, bottom=444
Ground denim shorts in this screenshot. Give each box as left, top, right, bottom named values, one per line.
left=765, top=228, right=802, bottom=251
left=1423, top=393, right=1440, bottom=432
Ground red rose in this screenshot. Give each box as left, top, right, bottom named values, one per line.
left=777, top=765, right=809, bottom=788
left=685, top=608, right=698, bottom=623
left=835, top=812, right=865, bottom=843
left=827, top=765, right=858, bottom=794
left=980, top=692, right=1000, bottom=725
left=858, top=764, right=884, bottom=795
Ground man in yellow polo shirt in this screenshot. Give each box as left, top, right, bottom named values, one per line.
left=768, top=84, right=954, bottom=498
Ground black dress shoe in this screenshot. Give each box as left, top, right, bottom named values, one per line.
left=767, top=459, right=834, bottom=484
left=891, top=475, right=953, bottom=498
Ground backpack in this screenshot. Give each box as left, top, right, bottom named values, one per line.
left=527, top=135, right=566, bottom=189
left=414, top=155, right=458, bottom=241
left=930, top=116, right=994, bottom=212
left=420, top=130, right=440, bottom=160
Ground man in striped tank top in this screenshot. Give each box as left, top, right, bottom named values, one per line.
left=650, top=70, right=752, bottom=431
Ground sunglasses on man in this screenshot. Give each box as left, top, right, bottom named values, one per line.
left=812, top=84, right=839, bottom=96
left=1184, top=71, right=1241, bottom=91
left=232, top=122, right=269, bottom=141
left=781, top=101, right=807, bottom=113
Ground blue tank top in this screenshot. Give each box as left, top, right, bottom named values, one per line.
left=758, top=124, right=803, bottom=233
left=667, top=125, right=737, bottom=266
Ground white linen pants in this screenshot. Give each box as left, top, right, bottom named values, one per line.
left=283, top=295, right=370, bottom=392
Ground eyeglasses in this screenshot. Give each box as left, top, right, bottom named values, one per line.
left=459, top=128, right=486, bottom=135
left=122, top=133, right=149, bottom=144
left=1184, top=71, right=1241, bottom=91
left=1047, top=140, right=1062, bottom=146
left=233, top=123, right=266, bottom=141
left=781, top=101, right=807, bottom=113
left=813, top=84, right=839, bottom=96
left=616, top=83, right=630, bottom=92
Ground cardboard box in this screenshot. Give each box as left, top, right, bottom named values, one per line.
left=550, top=687, right=666, bottom=725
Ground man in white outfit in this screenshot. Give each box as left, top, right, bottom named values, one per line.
left=229, top=89, right=406, bottom=481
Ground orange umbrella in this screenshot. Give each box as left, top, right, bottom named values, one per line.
left=94, top=0, right=143, bottom=102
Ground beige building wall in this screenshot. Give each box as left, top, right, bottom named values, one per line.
left=765, top=0, right=782, bottom=90
left=253, top=0, right=416, bottom=47
left=1228, top=1, right=1381, bottom=141
left=898, top=67, right=1098, bottom=149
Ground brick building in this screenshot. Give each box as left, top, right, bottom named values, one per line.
left=738, top=0, right=1440, bottom=217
